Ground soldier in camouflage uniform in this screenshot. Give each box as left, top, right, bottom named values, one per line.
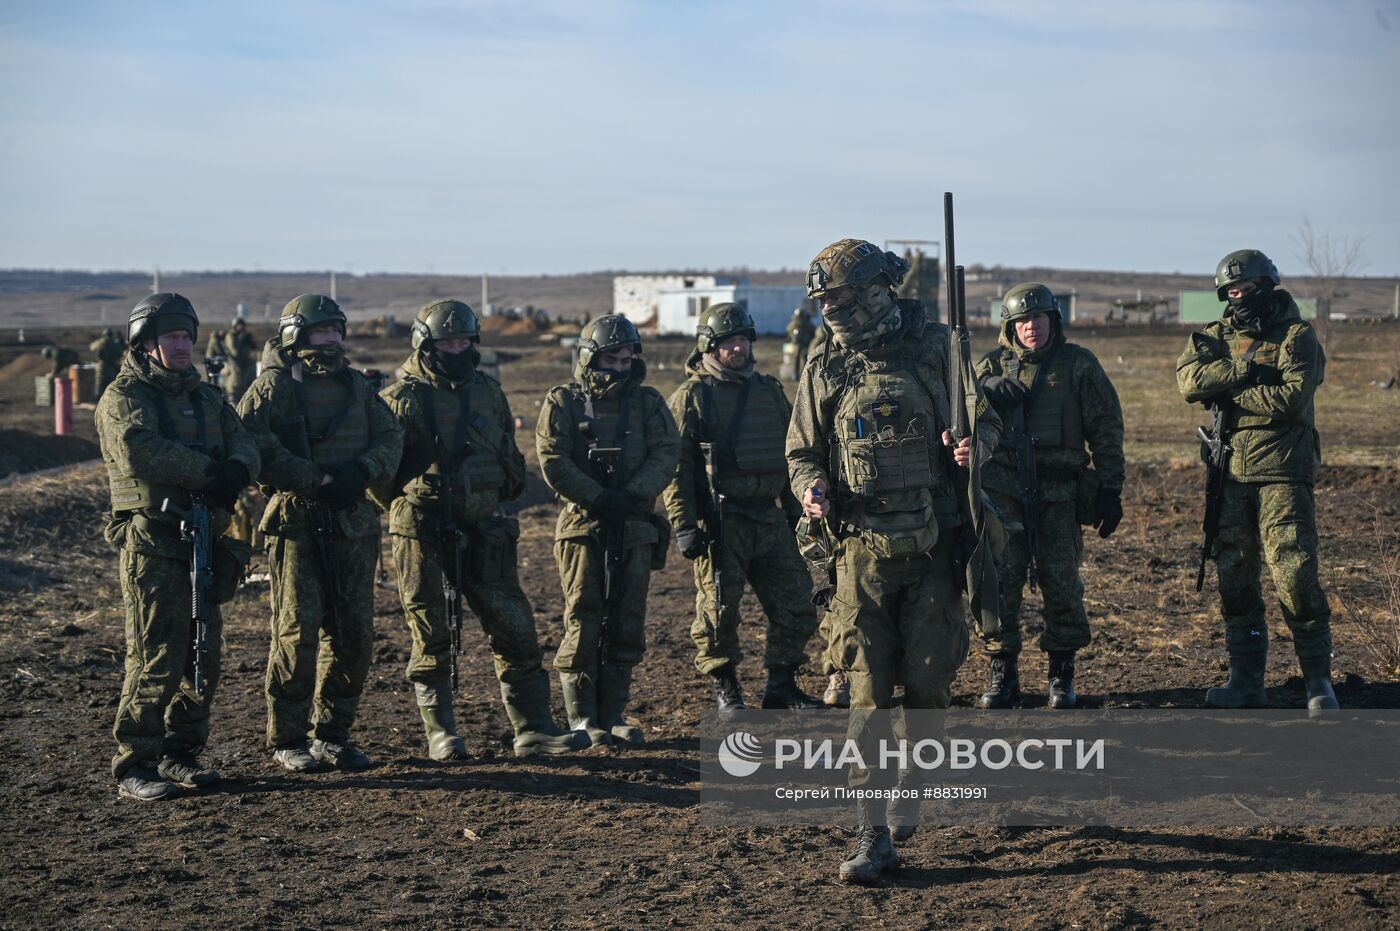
left=95, top=293, right=260, bottom=801
left=785, top=307, right=816, bottom=377
left=1177, top=250, right=1337, bottom=710
left=536, top=315, right=680, bottom=746
left=663, top=303, right=823, bottom=716
left=221, top=318, right=258, bottom=404
left=42, top=344, right=80, bottom=378
left=90, top=328, right=125, bottom=398
left=788, top=239, right=1000, bottom=884
left=374, top=300, right=587, bottom=759
left=238, top=294, right=404, bottom=771
left=975, top=283, right=1125, bottom=709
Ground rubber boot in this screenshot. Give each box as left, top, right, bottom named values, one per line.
left=597, top=662, right=645, bottom=745
left=761, top=664, right=824, bottom=709
left=1295, top=630, right=1340, bottom=711
left=414, top=680, right=468, bottom=761
left=1047, top=650, right=1078, bottom=709
left=1204, top=627, right=1269, bottom=709
left=500, top=671, right=590, bottom=757
left=559, top=669, right=611, bottom=746
left=823, top=671, right=851, bottom=708
left=839, top=796, right=899, bottom=885
left=710, top=665, right=747, bottom=719
left=978, top=652, right=1021, bottom=709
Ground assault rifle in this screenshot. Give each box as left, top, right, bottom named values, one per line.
left=1195, top=401, right=1232, bottom=591
left=162, top=493, right=214, bottom=697
left=588, top=446, right=625, bottom=665
left=698, top=442, right=725, bottom=636
left=204, top=354, right=226, bottom=388
left=434, top=441, right=470, bottom=692
left=1018, top=432, right=1041, bottom=593
left=295, top=417, right=344, bottom=639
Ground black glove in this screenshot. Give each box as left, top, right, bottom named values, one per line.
left=676, top=526, right=710, bottom=560
left=1092, top=487, right=1123, bottom=539
left=318, top=462, right=369, bottom=508
left=201, top=460, right=250, bottom=509
left=982, top=375, right=1028, bottom=414
left=1253, top=364, right=1285, bottom=387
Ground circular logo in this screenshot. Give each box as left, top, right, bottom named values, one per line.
left=717, top=731, right=764, bottom=778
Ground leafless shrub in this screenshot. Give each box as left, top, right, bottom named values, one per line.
left=1333, top=504, right=1400, bottom=681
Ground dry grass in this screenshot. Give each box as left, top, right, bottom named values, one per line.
left=1334, top=504, right=1400, bottom=681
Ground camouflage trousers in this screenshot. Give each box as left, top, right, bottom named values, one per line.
left=1213, top=480, right=1331, bottom=656
left=690, top=513, right=819, bottom=675
left=224, top=365, right=255, bottom=406
left=111, top=547, right=223, bottom=778
left=984, top=492, right=1090, bottom=655
left=264, top=529, right=377, bottom=748
left=826, top=534, right=970, bottom=711
left=553, top=537, right=652, bottom=672
left=391, top=523, right=544, bottom=687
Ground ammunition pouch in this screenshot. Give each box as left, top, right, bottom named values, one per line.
left=212, top=536, right=252, bottom=603
left=467, top=515, right=519, bottom=584
left=648, top=512, right=671, bottom=571
left=1074, top=468, right=1101, bottom=526
left=839, top=432, right=935, bottom=498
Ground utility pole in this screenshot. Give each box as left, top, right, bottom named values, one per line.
left=152, top=267, right=160, bottom=293
left=330, top=271, right=338, bottom=302
left=481, top=273, right=489, bottom=316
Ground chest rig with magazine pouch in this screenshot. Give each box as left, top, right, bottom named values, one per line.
left=108, top=382, right=221, bottom=515
left=830, top=348, right=953, bottom=559
left=400, top=378, right=506, bottom=507
left=571, top=387, right=638, bottom=499
left=995, top=345, right=1081, bottom=481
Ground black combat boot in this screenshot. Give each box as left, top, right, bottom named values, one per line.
left=1295, top=630, right=1340, bottom=712
left=1047, top=651, right=1078, bottom=709
left=1204, top=627, right=1269, bottom=709
left=888, top=767, right=924, bottom=842
left=761, top=664, right=824, bottom=709
left=710, top=665, right=747, bottom=719
left=978, top=652, right=1021, bottom=709
left=559, top=668, right=611, bottom=746
left=118, top=765, right=176, bottom=802
left=839, top=796, right=899, bottom=885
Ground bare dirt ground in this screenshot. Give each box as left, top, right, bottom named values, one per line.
left=2, top=322, right=1399, bottom=929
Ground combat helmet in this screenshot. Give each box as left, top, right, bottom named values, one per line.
left=576, top=314, right=642, bottom=379
left=1001, top=283, right=1060, bottom=322
left=1214, top=249, right=1280, bottom=301
left=278, top=294, right=345, bottom=347
left=412, top=299, right=480, bottom=350
left=805, top=239, right=909, bottom=299
left=128, top=292, right=199, bottom=348
left=695, top=302, right=756, bottom=354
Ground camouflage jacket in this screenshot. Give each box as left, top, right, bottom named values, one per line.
left=975, top=317, right=1125, bottom=500
left=237, top=337, right=403, bottom=538
left=372, top=349, right=527, bottom=535
left=663, top=351, right=799, bottom=531
left=95, top=351, right=260, bottom=558
left=787, top=300, right=1001, bottom=529
left=1176, top=290, right=1324, bottom=484
left=536, top=359, right=681, bottom=546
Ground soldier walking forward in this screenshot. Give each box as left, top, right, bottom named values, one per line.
left=238, top=294, right=404, bottom=772
left=787, top=239, right=1000, bottom=884
left=373, top=300, right=586, bottom=759
left=1177, top=250, right=1337, bottom=710
left=662, top=302, right=824, bottom=716
left=536, top=316, right=680, bottom=746
left=974, top=283, right=1125, bottom=709
left=96, top=293, right=259, bottom=800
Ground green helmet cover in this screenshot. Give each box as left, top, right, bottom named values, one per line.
left=1001, top=283, right=1060, bottom=322
left=1214, top=249, right=1280, bottom=300
left=279, top=293, right=346, bottom=347
left=128, top=292, right=199, bottom=347
left=695, top=302, right=756, bottom=354
left=412, top=299, right=481, bottom=349
left=577, top=314, right=642, bottom=379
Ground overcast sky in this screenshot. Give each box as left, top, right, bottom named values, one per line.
left=2, top=0, right=1397, bottom=277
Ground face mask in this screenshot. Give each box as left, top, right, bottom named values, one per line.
left=1226, top=287, right=1274, bottom=335
left=584, top=366, right=627, bottom=398
left=296, top=343, right=345, bottom=372
left=432, top=345, right=479, bottom=382
left=824, top=284, right=901, bottom=351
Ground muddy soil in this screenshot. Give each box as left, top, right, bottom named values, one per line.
left=1, top=329, right=1398, bottom=929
